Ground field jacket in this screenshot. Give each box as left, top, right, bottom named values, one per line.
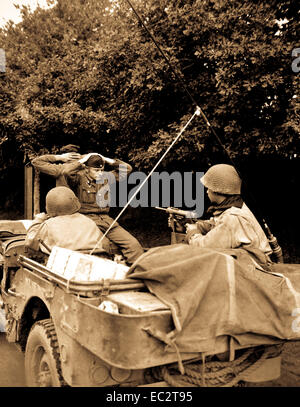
left=32, top=154, right=132, bottom=214
left=188, top=203, right=272, bottom=257
left=25, top=212, right=105, bottom=254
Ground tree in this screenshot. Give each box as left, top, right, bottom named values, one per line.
left=0, top=0, right=299, bottom=209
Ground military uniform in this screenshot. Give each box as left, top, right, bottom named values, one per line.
left=186, top=164, right=272, bottom=260
left=25, top=187, right=105, bottom=254
left=32, top=154, right=144, bottom=264
left=187, top=202, right=272, bottom=256
left=26, top=212, right=106, bottom=255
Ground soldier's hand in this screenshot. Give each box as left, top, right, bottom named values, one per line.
left=185, top=223, right=198, bottom=233
left=196, top=220, right=214, bottom=235
left=78, top=152, right=99, bottom=164
left=59, top=152, right=81, bottom=162
left=101, top=155, right=115, bottom=165
left=34, top=212, right=49, bottom=222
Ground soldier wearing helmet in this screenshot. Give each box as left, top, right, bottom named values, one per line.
left=186, top=164, right=272, bottom=259
left=25, top=186, right=107, bottom=255
left=31, top=146, right=144, bottom=264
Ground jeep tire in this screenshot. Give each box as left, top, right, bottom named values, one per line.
left=24, top=319, right=65, bottom=387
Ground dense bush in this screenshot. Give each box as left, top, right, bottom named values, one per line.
left=0, top=0, right=299, bottom=258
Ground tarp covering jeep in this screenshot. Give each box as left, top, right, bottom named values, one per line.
left=0, top=220, right=32, bottom=238
left=127, top=244, right=300, bottom=354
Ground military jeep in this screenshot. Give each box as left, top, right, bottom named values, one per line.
left=0, top=164, right=285, bottom=387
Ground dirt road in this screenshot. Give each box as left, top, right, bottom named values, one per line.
left=251, top=341, right=300, bottom=387
left=0, top=330, right=299, bottom=387
left=0, top=333, right=26, bottom=387
left=1, top=298, right=299, bottom=387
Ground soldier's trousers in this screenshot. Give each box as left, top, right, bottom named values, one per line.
left=85, top=213, right=144, bottom=265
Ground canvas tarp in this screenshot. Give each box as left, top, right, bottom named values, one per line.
left=127, top=244, right=300, bottom=354
left=0, top=220, right=32, bottom=238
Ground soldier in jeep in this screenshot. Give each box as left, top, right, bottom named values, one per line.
left=25, top=186, right=106, bottom=255
left=31, top=146, right=144, bottom=265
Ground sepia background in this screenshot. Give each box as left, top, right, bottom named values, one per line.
left=0, top=0, right=299, bottom=387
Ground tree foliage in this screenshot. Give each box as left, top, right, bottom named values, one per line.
left=0, top=0, right=299, bottom=206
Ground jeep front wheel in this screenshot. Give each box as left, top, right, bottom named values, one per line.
left=24, top=319, right=65, bottom=387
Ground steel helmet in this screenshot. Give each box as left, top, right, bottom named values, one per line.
left=46, top=186, right=81, bottom=217
left=200, top=164, right=242, bottom=195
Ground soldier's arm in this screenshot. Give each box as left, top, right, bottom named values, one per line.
left=32, top=153, right=83, bottom=179
left=187, top=213, right=257, bottom=249
left=106, top=158, right=132, bottom=182
left=195, top=219, right=215, bottom=235
left=188, top=223, right=232, bottom=249
left=25, top=215, right=50, bottom=252
left=186, top=216, right=233, bottom=249
left=31, top=154, right=63, bottom=178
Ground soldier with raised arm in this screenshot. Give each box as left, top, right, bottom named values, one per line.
left=31, top=145, right=144, bottom=265
left=185, top=164, right=272, bottom=264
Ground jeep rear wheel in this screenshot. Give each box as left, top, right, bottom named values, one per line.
left=25, top=319, right=65, bottom=387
